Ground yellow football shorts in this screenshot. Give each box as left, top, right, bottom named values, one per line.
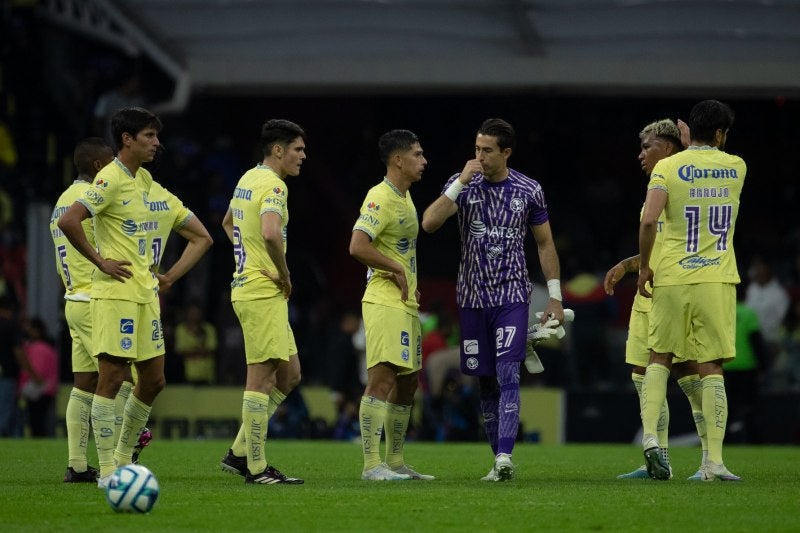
left=91, top=298, right=164, bottom=361
left=648, top=282, right=735, bottom=363
left=233, top=297, right=296, bottom=365
left=362, top=301, right=421, bottom=375
left=65, top=300, right=97, bottom=373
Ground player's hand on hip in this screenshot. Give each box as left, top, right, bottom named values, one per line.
left=637, top=267, right=654, bottom=298
left=378, top=270, right=409, bottom=302
left=100, top=258, right=132, bottom=282
left=261, top=269, right=292, bottom=299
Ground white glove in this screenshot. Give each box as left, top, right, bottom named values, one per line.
left=534, top=308, right=575, bottom=340
left=524, top=309, right=575, bottom=375
left=525, top=345, right=544, bottom=374
left=526, top=318, right=560, bottom=344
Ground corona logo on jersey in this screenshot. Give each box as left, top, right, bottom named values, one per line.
left=677, top=164, right=740, bottom=183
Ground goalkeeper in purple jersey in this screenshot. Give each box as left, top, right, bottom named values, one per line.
left=422, top=118, right=563, bottom=481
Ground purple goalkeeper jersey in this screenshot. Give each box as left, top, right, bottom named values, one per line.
left=444, top=168, right=549, bottom=308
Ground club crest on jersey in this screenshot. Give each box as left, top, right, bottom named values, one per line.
left=510, top=198, right=524, bottom=213
left=120, top=319, right=134, bottom=334
left=367, top=201, right=380, bottom=211
left=120, top=338, right=133, bottom=350
left=466, top=357, right=479, bottom=370
left=401, top=348, right=409, bottom=361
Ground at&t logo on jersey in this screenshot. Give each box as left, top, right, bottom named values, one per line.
left=120, top=319, right=134, bottom=334
left=121, top=219, right=138, bottom=236
left=396, top=238, right=410, bottom=254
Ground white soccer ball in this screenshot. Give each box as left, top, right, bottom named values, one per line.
left=105, top=464, right=160, bottom=513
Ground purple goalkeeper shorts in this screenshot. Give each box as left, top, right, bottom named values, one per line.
left=458, top=302, right=529, bottom=376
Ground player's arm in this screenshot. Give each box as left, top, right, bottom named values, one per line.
left=221, top=207, right=234, bottom=243
left=156, top=216, right=214, bottom=291
left=262, top=211, right=291, bottom=299
left=637, top=188, right=667, bottom=298
left=530, top=220, right=564, bottom=323
left=349, top=229, right=408, bottom=302
left=421, top=161, right=481, bottom=233
left=57, top=201, right=132, bottom=281
left=604, top=254, right=641, bottom=295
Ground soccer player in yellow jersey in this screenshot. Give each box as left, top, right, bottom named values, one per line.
left=50, top=138, right=113, bottom=482
left=604, top=119, right=709, bottom=480
left=637, top=100, right=745, bottom=481
left=58, top=107, right=211, bottom=487
left=349, top=129, right=432, bottom=481
left=219, top=119, right=305, bottom=484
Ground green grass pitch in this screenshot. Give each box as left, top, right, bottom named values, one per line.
left=1, top=439, right=798, bottom=532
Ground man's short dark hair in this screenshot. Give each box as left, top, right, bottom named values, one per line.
left=688, top=100, right=735, bottom=144
left=260, top=119, right=306, bottom=157
left=378, top=129, right=419, bottom=165
left=478, top=118, right=516, bottom=152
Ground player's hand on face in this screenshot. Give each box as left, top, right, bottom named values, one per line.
left=603, top=263, right=625, bottom=295
left=100, top=258, right=132, bottom=282
left=459, top=159, right=483, bottom=184
left=637, top=267, right=654, bottom=298
left=260, top=269, right=292, bottom=299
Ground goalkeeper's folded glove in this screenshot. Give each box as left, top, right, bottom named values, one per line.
left=525, top=309, right=575, bottom=374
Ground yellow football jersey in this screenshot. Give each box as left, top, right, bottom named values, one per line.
left=352, top=178, right=419, bottom=313
left=50, top=180, right=95, bottom=300
left=77, top=158, right=158, bottom=303
left=647, top=147, right=745, bottom=286
left=146, top=180, right=194, bottom=271
left=229, top=165, right=288, bottom=301
left=631, top=207, right=664, bottom=313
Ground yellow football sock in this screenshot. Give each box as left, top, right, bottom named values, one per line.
left=641, top=364, right=670, bottom=445
left=677, top=374, right=708, bottom=455
left=384, top=403, right=411, bottom=469
left=114, top=394, right=152, bottom=466
left=243, top=391, right=270, bottom=475
left=359, top=396, right=387, bottom=470
left=702, top=374, right=728, bottom=465
left=267, top=388, right=287, bottom=420
left=114, top=381, right=133, bottom=446
left=91, top=395, right=117, bottom=478
left=231, top=424, right=247, bottom=457
left=66, top=388, right=94, bottom=471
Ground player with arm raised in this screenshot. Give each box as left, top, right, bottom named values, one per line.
left=637, top=100, right=745, bottom=481
left=604, top=119, right=708, bottom=480
left=422, top=118, right=563, bottom=481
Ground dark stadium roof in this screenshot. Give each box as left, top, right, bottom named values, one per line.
left=38, top=0, right=800, bottom=111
